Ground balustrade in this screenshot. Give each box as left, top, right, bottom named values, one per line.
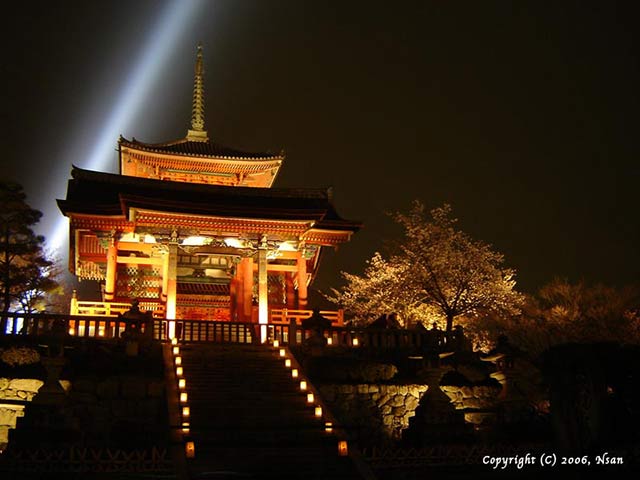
left=1, top=311, right=448, bottom=350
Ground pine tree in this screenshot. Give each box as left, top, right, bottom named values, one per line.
left=0, top=181, right=57, bottom=317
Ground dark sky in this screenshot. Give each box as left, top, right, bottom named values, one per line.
left=1, top=1, right=638, bottom=295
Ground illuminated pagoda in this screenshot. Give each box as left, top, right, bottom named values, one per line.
left=57, top=45, right=360, bottom=335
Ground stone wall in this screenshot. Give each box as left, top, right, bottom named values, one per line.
left=441, top=385, right=501, bottom=411
left=319, top=384, right=428, bottom=445
left=0, top=378, right=44, bottom=450
left=1, top=374, right=167, bottom=449
left=440, top=384, right=502, bottom=426
left=65, top=374, right=167, bottom=446
left=0, top=378, right=43, bottom=402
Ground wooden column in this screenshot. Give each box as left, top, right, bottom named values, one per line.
left=297, top=251, right=308, bottom=309
left=257, top=245, right=268, bottom=342
left=104, top=238, right=117, bottom=301
left=229, top=276, right=238, bottom=322
left=236, top=259, right=245, bottom=322
left=285, top=272, right=295, bottom=309
left=161, top=248, right=169, bottom=303
left=166, top=243, right=178, bottom=337
left=243, top=257, right=254, bottom=323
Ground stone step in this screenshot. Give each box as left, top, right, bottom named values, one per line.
left=172, top=343, right=363, bottom=479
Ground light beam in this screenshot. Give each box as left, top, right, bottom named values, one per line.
left=48, top=0, right=206, bottom=251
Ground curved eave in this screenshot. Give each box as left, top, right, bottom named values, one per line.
left=119, top=136, right=284, bottom=163
left=121, top=194, right=329, bottom=222
left=57, top=199, right=123, bottom=217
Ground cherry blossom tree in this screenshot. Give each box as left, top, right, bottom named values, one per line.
left=396, top=202, right=523, bottom=333
left=330, top=202, right=523, bottom=333
left=327, top=252, right=439, bottom=327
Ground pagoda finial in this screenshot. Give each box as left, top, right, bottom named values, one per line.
left=187, top=43, right=209, bottom=142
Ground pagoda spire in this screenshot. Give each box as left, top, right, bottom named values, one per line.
left=187, top=43, right=209, bottom=142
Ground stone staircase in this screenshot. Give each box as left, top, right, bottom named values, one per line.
left=178, top=343, right=363, bottom=479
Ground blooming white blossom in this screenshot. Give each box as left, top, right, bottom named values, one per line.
left=330, top=202, right=523, bottom=332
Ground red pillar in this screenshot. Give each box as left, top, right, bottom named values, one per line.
left=297, top=252, right=308, bottom=310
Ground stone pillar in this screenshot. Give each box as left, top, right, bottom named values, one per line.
left=257, top=237, right=268, bottom=343
left=243, top=257, right=254, bottom=322
left=297, top=250, right=308, bottom=310
left=166, top=243, right=178, bottom=338
left=104, top=238, right=117, bottom=301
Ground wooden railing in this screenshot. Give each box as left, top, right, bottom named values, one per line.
left=0, top=312, right=154, bottom=340
left=69, top=301, right=337, bottom=325
left=166, top=319, right=255, bottom=344
left=270, top=308, right=344, bottom=326
left=1, top=312, right=452, bottom=350
left=269, top=323, right=450, bottom=350
left=167, top=320, right=450, bottom=350
left=70, top=299, right=165, bottom=319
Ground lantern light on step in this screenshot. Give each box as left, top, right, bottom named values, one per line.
left=352, top=338, right=359, bottom=347
left=307, top=393, right=314, bottom=403
left=185, top=441, right=195, bottom=458
left=182, top=406, right=190, bottom=418
left=326, top=337, right=333, bottom=345
left=315, top=406, right=322, bottom=418
left=273, top=340, right=279, bottom=348
left=285, top=359, right=291, bottom=368
left=182, top=422, right=190, bottom=434
left=171, top=337, right=178, bottom=345
left=279, top=348, right=286, bottom=357
left=172, top=346, right=180, bottom=355
left=178, top=378, right=186, bottom=389
left=176, top=366, right=183, bottom=376
left=299, top=380, right=307, bottom=391
left=291, top=368, right=299, bottom=378
left=338, top=440, right=348, bottom=456
left=180, top=392, right=188, bottom=403
left=175, top=356, right=182, bottom=366
left=325, top=422, right=333, bottom=433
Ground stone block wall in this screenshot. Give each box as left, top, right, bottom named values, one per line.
left=65, top=374, right=167, bottom=446
left=318, top=384, right=428, bottom=445
left=1, top=374, right=167, bottom=449
left=0, top=378, right=44, bottom=450
left=440, top=385, right=501, bottom=411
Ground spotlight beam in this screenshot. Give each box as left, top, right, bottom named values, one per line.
left=49, top=0, right=206, bottom=252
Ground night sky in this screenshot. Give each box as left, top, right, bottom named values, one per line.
left=1, top=1, right=638, bottom=295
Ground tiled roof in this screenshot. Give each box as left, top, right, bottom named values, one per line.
left=57, top=167, right=361, bottom=232
left=120, top=136, right=283, bottom=160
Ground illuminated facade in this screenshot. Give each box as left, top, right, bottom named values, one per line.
left=58, top=45, right=360, bottom=328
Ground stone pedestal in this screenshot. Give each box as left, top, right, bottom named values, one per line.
left=403, top=364, right=473, bottom=445
left=32, top=356, right=67, bottom=406
left=119, top=299, right=154, bottom=356
left=8, top=355, right=81, bottom=448
left=302, top=309, right=330, bottom=356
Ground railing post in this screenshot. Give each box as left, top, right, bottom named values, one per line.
left=70, top=290, right=79, bottom=315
